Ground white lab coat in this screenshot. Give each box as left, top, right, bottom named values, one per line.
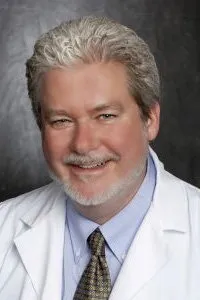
left=0, top=150, right=200, bottom=300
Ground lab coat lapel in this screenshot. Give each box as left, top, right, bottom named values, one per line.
left=14, top=184, right=66, bottom=299
left=109, top=149, right=189, bottom=300
left=109, top=206, right=169, bottom=300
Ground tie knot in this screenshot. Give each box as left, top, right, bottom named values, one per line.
left=88, top=228, right=105, bottom=256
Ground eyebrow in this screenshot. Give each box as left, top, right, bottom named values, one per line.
left=44, top=102, right=123, bottom=118
left=44, top=109, right=69, bottom=118
left=90, top=103, right=123, bottom=113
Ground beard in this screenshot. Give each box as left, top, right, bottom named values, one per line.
left=49, top=149, right=148, bottom=207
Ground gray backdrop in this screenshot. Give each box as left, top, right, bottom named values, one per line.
left=0, top=0, right=199, bottom=201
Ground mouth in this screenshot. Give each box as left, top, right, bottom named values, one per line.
left=75, top=161, right=107, bottom=169
left=68, top=160, right=110, bottom=173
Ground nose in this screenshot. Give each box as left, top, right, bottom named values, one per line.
left=71, top=121, right=99, bottom=154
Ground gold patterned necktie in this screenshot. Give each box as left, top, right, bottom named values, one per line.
left=73, top=228, right=111, bottom=300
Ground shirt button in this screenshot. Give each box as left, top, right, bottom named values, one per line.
left=76, top=248, right=81, bottom=258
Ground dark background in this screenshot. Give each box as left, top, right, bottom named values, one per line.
left=0, top=0, right=199, bottom=201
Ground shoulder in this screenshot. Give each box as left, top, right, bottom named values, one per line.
left=152, top=149, right=200, bottom=233
left=0, top=182, right=55, bottom=210
left=0, top=182, right=63, bottom=227
left=0, top=182, right=66, bottom=281
left=0, top=182, right=66, bottom=260
left=175, top=176, right=200, bottom=224
left=151, top=147, right=200, bottom=198
left=159, top=161, right=200, bottom=203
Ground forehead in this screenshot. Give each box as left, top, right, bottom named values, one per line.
left=41, top=62, right=134, bottom=111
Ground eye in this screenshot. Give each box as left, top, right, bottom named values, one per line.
left=98, top=113, right=117, bottom=120
left=50, top=118, right=73, bottom=128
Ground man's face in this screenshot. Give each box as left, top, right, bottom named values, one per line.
left=41, top=62, right=159, bottom=206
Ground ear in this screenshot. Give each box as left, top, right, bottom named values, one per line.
left=145, top=102, right=160, bottom=141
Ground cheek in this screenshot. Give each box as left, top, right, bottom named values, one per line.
left=106, top=121, right=147, bottom=158
left=42, top=129, right=70, bottom=162
left=107, top=123, right=148, bottom=179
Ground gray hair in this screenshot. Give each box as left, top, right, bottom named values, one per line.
left=26, top=15, right=160, bottom=128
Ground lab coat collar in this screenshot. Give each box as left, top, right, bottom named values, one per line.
left=150, top=147, right=189, bottom=233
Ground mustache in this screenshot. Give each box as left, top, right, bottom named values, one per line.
left=63, top=152, right=120, bottom=166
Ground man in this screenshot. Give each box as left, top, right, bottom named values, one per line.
left=0, top=15, right=200, bottom=300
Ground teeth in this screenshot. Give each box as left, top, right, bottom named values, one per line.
left=79, top=162, right=106, bottom=169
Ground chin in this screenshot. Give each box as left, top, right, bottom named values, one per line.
left=62, top=184, right=110, bottom=206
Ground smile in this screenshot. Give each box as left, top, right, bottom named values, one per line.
left=77, top=162, right=106, bottom=169
left=68, top=161, right=110, bottom=175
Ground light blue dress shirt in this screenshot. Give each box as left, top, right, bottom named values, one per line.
left=62, top=154, right=156, bottom=299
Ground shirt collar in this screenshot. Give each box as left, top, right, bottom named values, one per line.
left=66, top=200, right=98, bottom=263
left=66, top=154, right=156, bottom=264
